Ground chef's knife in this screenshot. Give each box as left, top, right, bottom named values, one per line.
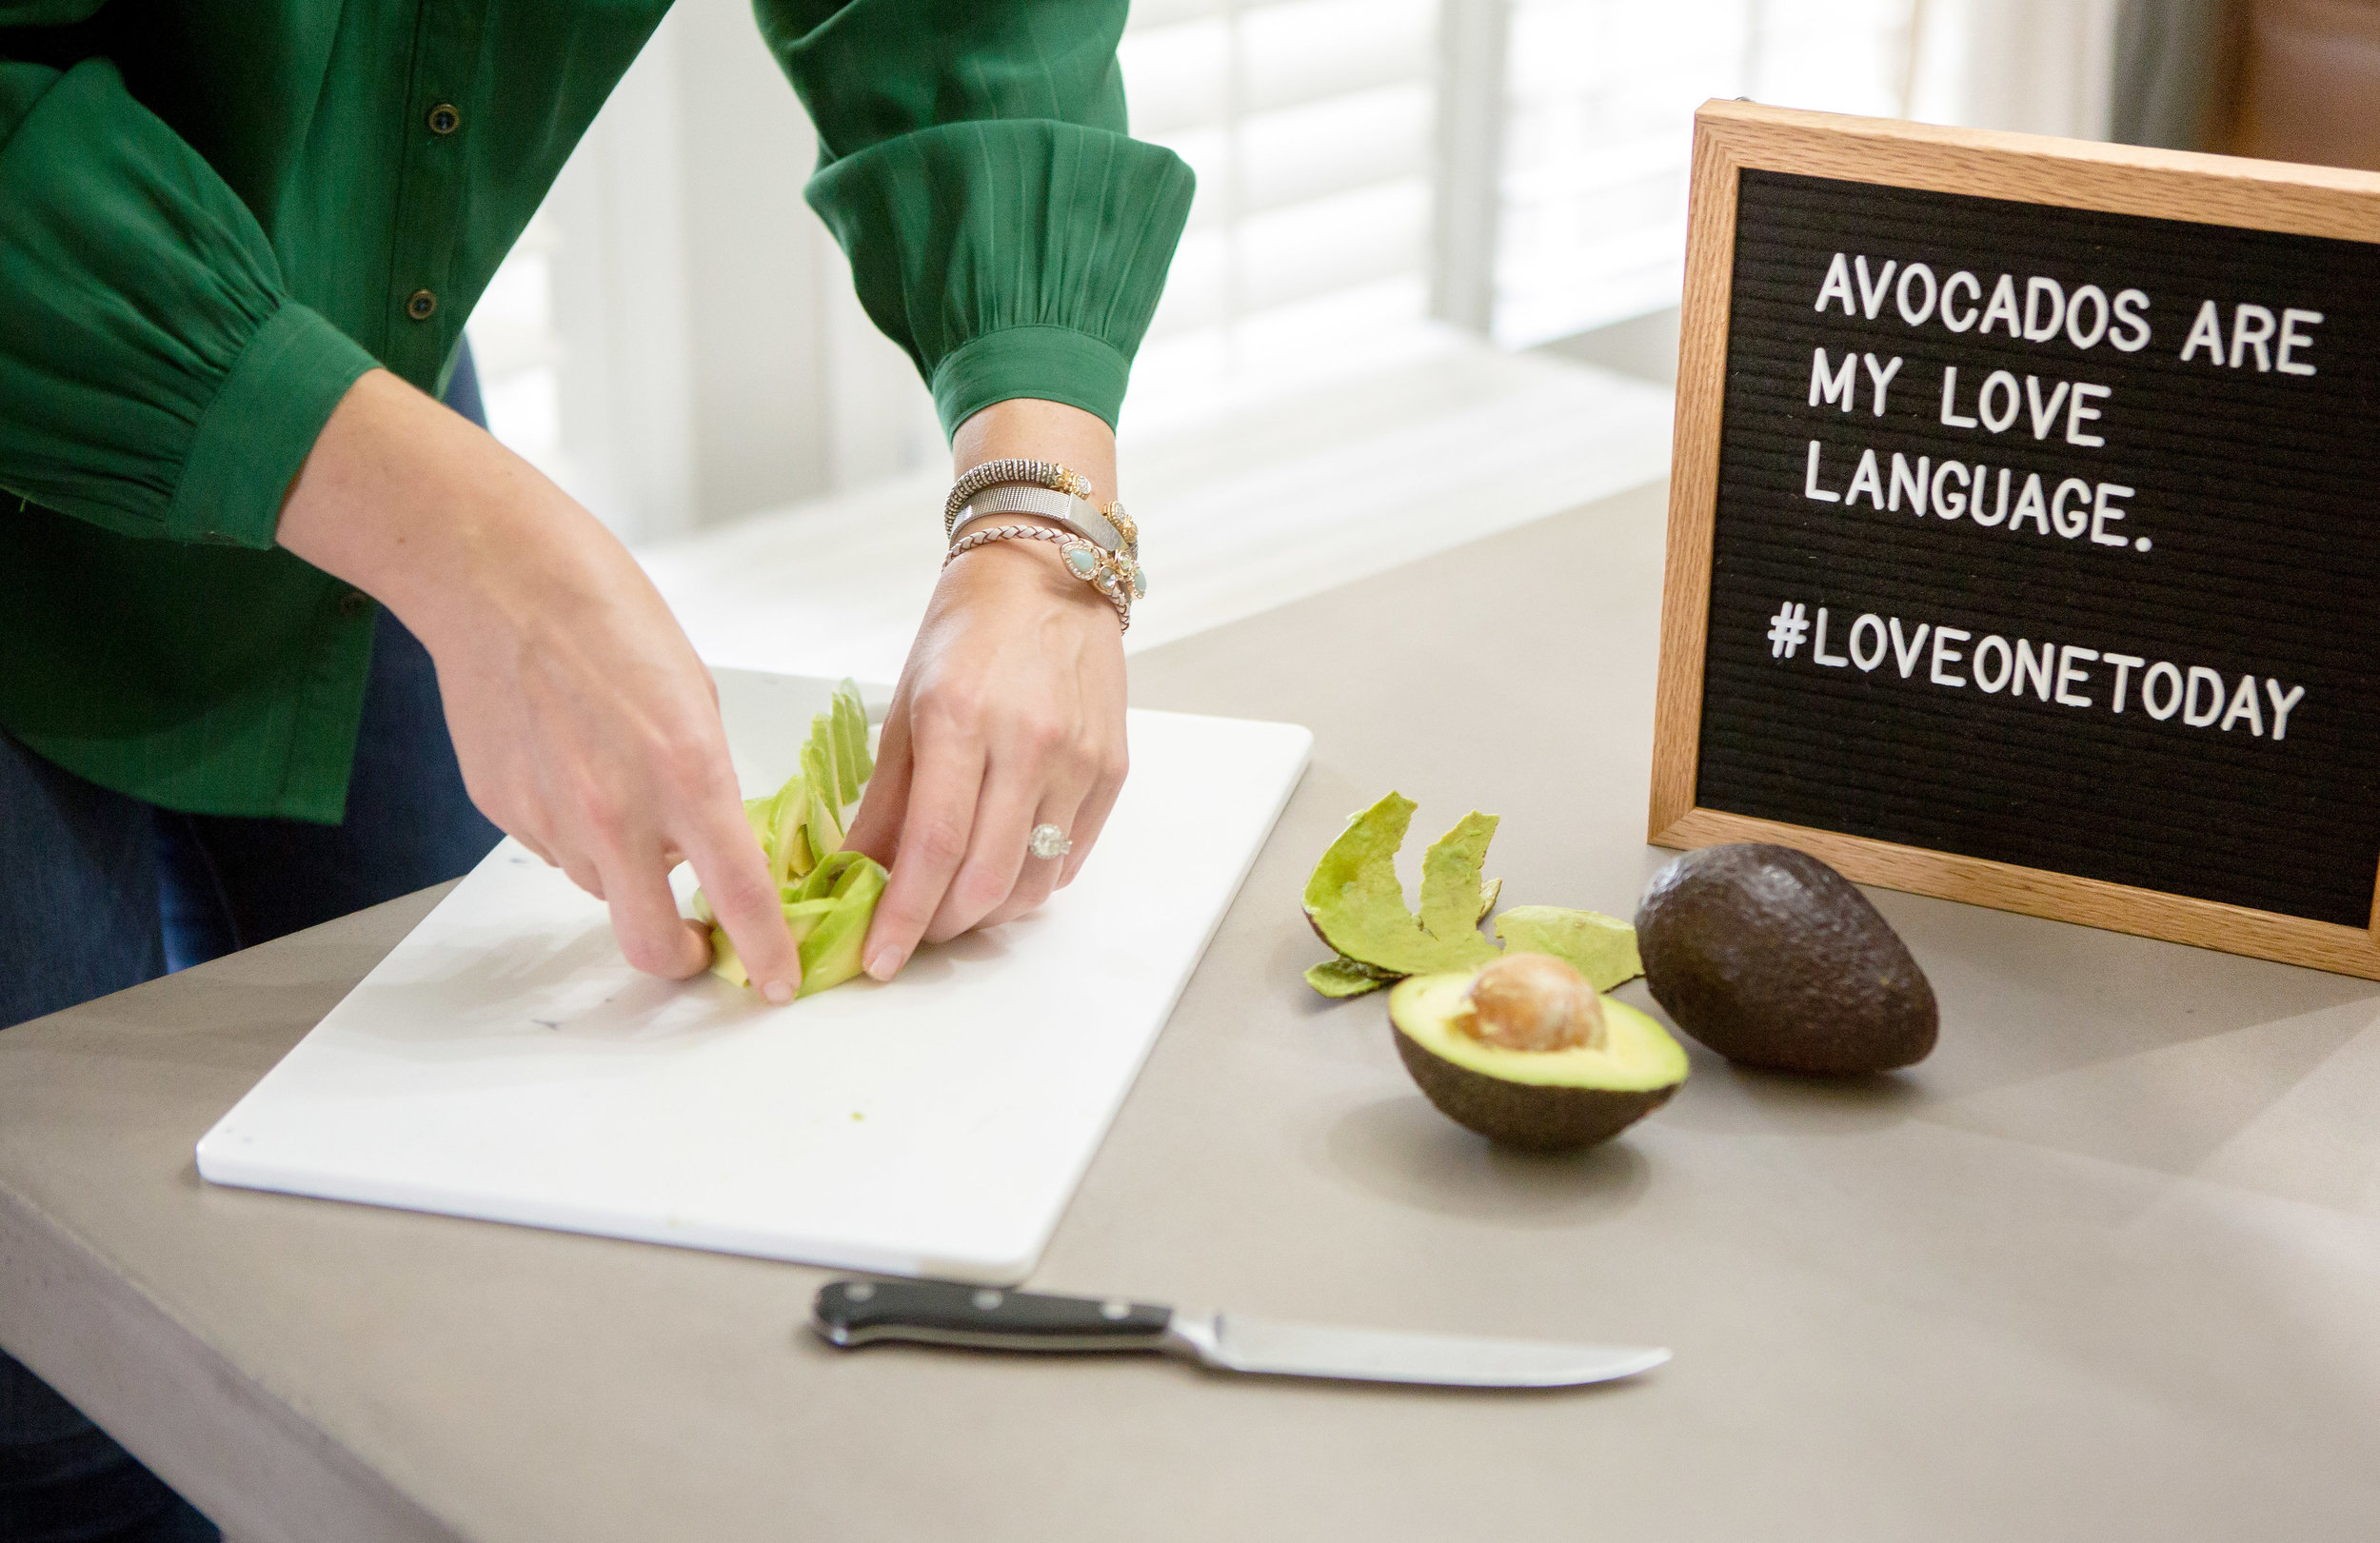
left=810, top=1278, right=1668, bottom=1389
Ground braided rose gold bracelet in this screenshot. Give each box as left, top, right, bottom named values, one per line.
left=942, top=524, right=1135, bottom=631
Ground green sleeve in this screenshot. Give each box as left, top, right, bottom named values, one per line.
left=0, top=58, right=379, bottom=548
left=757, top=0, right=1196, bottom=436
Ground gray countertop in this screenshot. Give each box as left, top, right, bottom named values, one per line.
left=6, top=482, right=2378, bottom=1543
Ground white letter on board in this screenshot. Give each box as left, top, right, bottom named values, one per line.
left=1813, top=608, right=1849, bottom=667
left=1938, top=366, right=1979, bottom=428
left=2278, top=309, right=2323, bottom=376
left=1810, top=348, right=1858, bottom=410
left=1977, top=370, right=2020, bottom=432
left=1972, top=635, right=2013, bottom=693
left=1849, top=614, right=1887, bottom=672
left=2008, top=473, right=2051, bottom=535
left=1845, top=448, right=1886, bottom=509
left=2023, top=277, right=2067, bottom=341
left=1979, top=274, right=2022, bottom=337
left=2266, top=680, right=2305, bottom=740
left=2220, top=675, right=2265, bottom=735
left=2065, top=285, right=2110, bottom=349
left=1932, top=459, right=1969, bottom=518
left=1888, top=453, right=1931, bottom=515
left=2111, top=288, right=2152, bottom=351
left=2015, top=639, right=2054, bottom=701
left=2142, top=661, right=2183, bottom=719
left=1941, top=270, right=1982, bottom=332
left=1973, top=466, right=2011, bottom=527
left=1888, top=617, right=1931, bottom=679
left=2066, top=381, right=2111, bottom=446
left=2230, top=304, right=2276, bottom=371
left=1854, top=255, right=1899, bottom=319
left=2024, top=375, right=2072, bottom=440
left=1804, top=440, right=1842, bottom=502
left=1815, top=252, right=1857, bottom=315
left=1931, top=626, right=1972, bottom=687
left=2179, top=300, right=2225, bottom=364
left=2052, top=478, right=2092, bottom=538
left=2102, top=653, right=2145, bottom=713
left=1896, top=264, right=1938, bottom=326
left=2055, top=645, right=2098, bottom=707
left=2184, top=666, right=2226, bottom=726
left=2092, top=484, right=2133, bottom=546
left=1862, top=352, right=1903, bottom=415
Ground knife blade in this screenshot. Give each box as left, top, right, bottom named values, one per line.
left=809, top=1278, right=1668, bottom=1389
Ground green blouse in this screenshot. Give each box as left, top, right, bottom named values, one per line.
left=0, top=0, right=1191, bottom=821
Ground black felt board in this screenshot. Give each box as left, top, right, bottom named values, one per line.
left=1697, top=169, right=2380, bottom=928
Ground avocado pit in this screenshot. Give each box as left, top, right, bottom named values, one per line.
left=1458, top=953, right=1606, bottom=1053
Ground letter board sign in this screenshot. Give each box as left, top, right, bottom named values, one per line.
left=1651, top=101, right=2380, bottom=978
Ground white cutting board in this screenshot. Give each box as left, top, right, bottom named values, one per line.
left=197, top=670, right=1311, bottom=1283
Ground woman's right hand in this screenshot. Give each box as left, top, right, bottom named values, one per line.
left=276, top=369, right=804, bottom=1000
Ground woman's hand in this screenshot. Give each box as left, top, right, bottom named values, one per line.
left=840, top=399, right=1131, bottom=980
left=276, top=369, right=804, bottom=1000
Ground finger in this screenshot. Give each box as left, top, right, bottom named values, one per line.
left=682, top=798, right=802, bottom=1003
left=601, top=838, right=710, bottom=979
left=861, top=729, right=986, bottom=980
left=841, top=695, right=913, bottom=868
left=554, top=847, right=607, bottom=901
left=1057, top=733, right=1129, bottom=888
left=977, top=784, right=1085, bottom=930
left=924, top=755, right=1051, bottom=943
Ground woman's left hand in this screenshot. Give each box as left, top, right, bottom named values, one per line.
left=839, top=401, right=1131, bottom=980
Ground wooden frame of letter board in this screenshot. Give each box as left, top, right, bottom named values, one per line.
left=1651, top=99, right=2380, bottom=979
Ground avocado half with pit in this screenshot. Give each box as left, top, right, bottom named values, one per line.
left=1389, top=958, right=1688, bottom=1151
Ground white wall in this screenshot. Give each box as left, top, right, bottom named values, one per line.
left=1910, top=0, right=2121, bottom=140
left=507, top=0, right=942, bottom=543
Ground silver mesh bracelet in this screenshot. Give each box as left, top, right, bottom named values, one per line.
left=950, top=485, right=1126, bottom=552
left=943, top=459, right=1093, bottom=539
left=942, top=524, right=1131, bottom=631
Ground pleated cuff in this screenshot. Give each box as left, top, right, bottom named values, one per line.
left=169, top=301, right=378, bottom=549
left=931, top=326, right=1133, bottom=436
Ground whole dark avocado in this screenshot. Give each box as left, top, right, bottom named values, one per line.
left=1635, top=844, right=1936, bottom=1074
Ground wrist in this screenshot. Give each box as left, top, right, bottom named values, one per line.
left=951, top=399, right=1119, bottom=508
left=277, top=369, right=609, bottom=645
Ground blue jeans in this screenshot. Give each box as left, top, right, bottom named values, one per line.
left=0, top=347, right=500, bottom=1542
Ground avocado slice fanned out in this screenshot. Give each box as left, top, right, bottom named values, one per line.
left=695, top=680, right=890, bottom=999
left=1390, top=969, right=1687, bottom=1150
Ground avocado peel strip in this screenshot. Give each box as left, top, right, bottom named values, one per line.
left=695, top=680, right=889, bottom=998
left=1301, top=792, right=1644, bottom=999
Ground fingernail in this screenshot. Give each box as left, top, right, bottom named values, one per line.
left=762, top=979, right=795, bottom=1005
left=866, top=947, right=905, bottom=981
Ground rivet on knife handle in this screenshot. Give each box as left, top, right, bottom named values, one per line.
left=812, top=1278, right=1173, bottom=1352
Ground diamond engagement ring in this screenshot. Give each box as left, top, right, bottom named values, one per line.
left=1029, top=823, right=1072, bottom=860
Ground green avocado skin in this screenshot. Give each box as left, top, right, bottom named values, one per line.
left=1392, top=1028, right=1676, bottom=1150
left=1636, top=844, right=1937, bottom=1075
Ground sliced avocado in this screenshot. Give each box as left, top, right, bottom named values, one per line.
left=788, top=850, right=886, bottom=996
left=1302, top=793, right=1500, bottom=979
left=1636, top=843, right=1936, bottom=1074
left=1390, top=968, right=1687, bottom=1150
left=1493, top=905, right=1642, bottom=991
left=697, top=680, right=890, bottom=998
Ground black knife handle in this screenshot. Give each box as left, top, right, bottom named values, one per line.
left=812, top=1278, right=1173, bottom=1352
